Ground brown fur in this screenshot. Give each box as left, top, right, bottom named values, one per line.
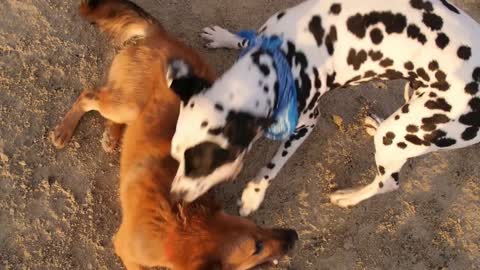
left=51, top=1, right=297, bottom=269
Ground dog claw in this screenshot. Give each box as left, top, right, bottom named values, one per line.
left=364, top=114, right=383, bottom=137
left=50, top=125, right=74, bottom=149
left=329, top=188, right=363, bottom=208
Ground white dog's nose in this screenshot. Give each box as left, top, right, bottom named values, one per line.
left=170, top=176, right=200, bottom=203
left=170, top=187, right=200, bottom=203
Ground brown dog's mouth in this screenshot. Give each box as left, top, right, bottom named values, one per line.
left=252, top=257, right=280, bottom=269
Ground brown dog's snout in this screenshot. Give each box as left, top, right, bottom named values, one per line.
left=273, top=229, right=299, bottom=252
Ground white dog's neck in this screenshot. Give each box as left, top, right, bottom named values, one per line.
left=206, top=49, right=278, bottom=119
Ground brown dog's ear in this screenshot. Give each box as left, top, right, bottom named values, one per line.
left=167, top=59, right=211, bottom=104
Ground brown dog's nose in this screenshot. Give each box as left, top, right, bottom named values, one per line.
left=284, top=229, right=299, bottom=250
left=273, top=229, right=299, bottom=252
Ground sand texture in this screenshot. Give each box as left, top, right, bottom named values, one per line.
left=1, top=0, right=479, bottom=269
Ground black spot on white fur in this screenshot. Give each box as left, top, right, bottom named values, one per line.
left=421, top=114, right=450, bottom=131
left=428, top=61, right=439, bottom=71
left=215, top=103, right=224, bottom=111
left=368, top=50, right=383, bottom=61
left=391, top=173, right=400, bottom=183
left=346, top=12, right=407, bottom=39
left=407, top=24, right=427, bottom=44
left=251, top=51, right=271, bottom=76
left=370, top=28, right=383, bottom=44
left=425, top=98, right=451, bottom=112
left=422, top=12, right=443, bottom=31
left=378, top=166, right=386, bottom=175
left=347, top=49, right=367, bottom=70
left=325, top=26, right=337, bottom=55
left=410, top=0, right=433, bottom=12
left=383, top=132, right=395, bottom=145
left=286, top=42, right=312, bottom=114
left=424, top=129, right=456, bottom=147
left=326, top=72, right=340, bottom=89
left=435, top=32, right=450, bottom=49
left=329, top=3, right=341, bottom=15
left=461, top=127, right=479, bottom=140
left=308, top=16, right=324, bottom=46
left=312, top=67, right=322, bottom=89
left=465, top=82, right=479, bottom=95
left=472, top=67, right=480, bottom=81
left=459, top=98, right=480, bottom=137
left=457, top=46, right=472, bottom=60
left=397, top=142, right=408, bottom=149
left=407, top=125, right=419, bottom=133
left=405, top=134, right=430, bottom=146
left=379, top=58, right=394, bottom=67
left=404, top=61, right=414, bottom=70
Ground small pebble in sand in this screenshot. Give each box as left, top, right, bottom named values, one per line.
left=18, top=160, right=27, bottom=166
left=332, top=115, right=344, bottom=130
left=0, top=152, right=9, bottom=162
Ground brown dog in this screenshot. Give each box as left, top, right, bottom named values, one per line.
left=51, top=1, right=297, bottom=269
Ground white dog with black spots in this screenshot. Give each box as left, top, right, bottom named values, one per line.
left=167, top=0, right=480, bottom=216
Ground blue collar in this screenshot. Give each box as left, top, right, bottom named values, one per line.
left=237, top=30, right=298, bottom=141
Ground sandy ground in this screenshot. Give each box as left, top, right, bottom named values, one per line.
left=1, top=0, right=480, bottom=269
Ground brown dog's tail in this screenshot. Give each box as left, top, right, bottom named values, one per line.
left=79, top=0, right=163, bottom=45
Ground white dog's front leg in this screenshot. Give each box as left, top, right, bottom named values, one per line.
left=239, top=122, right=317, bottom=216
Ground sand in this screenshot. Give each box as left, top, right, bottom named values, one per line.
left=0, top=0, right=479, bottom=269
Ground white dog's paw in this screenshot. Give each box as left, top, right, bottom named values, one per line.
left=364, top=114, right=383, bottom=137
left=329, top=188, right=364, bottom=208
left=200, top=26, right=241, bottom=49
left=238, top=180, right=269, bottom=216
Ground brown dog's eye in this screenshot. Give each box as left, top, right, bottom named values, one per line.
left=254, top=240, right=264, bottom=255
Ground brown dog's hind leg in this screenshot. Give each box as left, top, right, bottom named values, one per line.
left=51, top=89, right=101, bottom=149
left=101, top=121, right=125, bottom=153
left=51, top=85, right=140, bottom=149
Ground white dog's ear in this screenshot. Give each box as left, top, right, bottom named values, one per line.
left=166, top=58, right=211, bottom=103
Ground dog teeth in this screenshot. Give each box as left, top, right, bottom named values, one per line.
left=272, top=259, right=279, bottom=265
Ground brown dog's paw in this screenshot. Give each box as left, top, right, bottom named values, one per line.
left=101, top=122, right=124, bottom=153
left=101, top=130, right=118, bottom=153
left=50, top=123, right=75, bottom=149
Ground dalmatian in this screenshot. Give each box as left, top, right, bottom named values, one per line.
left=167, top=0, right=480, bottom=216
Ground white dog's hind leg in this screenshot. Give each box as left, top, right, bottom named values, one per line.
left=329, top=158, right=405, bottom=208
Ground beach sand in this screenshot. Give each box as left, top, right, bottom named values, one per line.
left=1, top=0, right=479, bottom=269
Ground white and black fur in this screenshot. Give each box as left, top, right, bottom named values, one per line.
left=168, top=0, right=480, bottom=216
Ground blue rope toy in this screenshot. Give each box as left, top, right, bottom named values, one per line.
left=236, top=30, right=298, bottom=141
